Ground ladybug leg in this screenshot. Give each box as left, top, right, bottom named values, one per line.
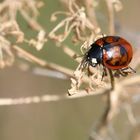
left=101, top=65, right=108, bottom=80
left=128, top=66, right=136, bottom=73
left=121, top=66, right=136, bottom=73
left=120, top=69, right=129, bottom=77
left=118, top=69, right=129, bottom=77
left=114, top=70, right=120, bottom=77
left=87, top=64, right=93, bottom=76
left=114, top=69, right=127, bottom=77
left=119, top=66, right=136, bottom=76
left=108, top=68, right=115, bottom=90
left=114, top=66, right=136, bottom=77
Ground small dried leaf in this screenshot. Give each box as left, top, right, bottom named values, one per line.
left=29, top=39, right=37, bottom=46
left=71, top=78, right=77, bottom=85
left=68, top=87, right=78, bottom=96
left=36, top=41, right=45, bottom=51
left=37, top=30, right=46, bottom=41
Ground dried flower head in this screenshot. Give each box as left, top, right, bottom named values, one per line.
left=0, top=0, right=43, bottom=21
left=68, top=58, right=108, bottom=95
left=0, top=21, right=25, bottom=68
left=29, top=30, right=47, bottom=51
left=49, top=0, right=100, bottom=43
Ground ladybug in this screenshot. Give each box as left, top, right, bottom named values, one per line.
left=80, top=35, right=135, bottom=77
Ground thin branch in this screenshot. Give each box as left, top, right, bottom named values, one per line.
left=124, top=103, right=137, bottom=126
left=60, top=44, right=81, bottom=62
left=108, top=69, right=115, bottom=90
left=121, top=75, right=140, bottom=86
left=131, top=47, right=140, bottom=69
left=89, top=85, right=122, bottom=140
left=20, top=9, right=44, bottom=31
left=83, top=0, right=100, bottom=33
left=105, top=0, right=115, bottom=35
left=13, top=45, right=74, bottom=77
left=0, top=88, right=110, bottom=106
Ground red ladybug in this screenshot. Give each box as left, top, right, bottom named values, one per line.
left=81, top=36, right=135, bottom=77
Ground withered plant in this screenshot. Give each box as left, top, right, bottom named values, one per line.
left=0, top=0, right=140, bottom=140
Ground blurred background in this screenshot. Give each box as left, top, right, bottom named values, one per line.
left=0, top=0, right=140, bottom=140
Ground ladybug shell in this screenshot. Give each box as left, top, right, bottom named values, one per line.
left=95, top=36, right=133, bottom=70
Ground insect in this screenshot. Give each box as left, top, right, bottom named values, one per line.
left=80, top=35, right=135, bottom=78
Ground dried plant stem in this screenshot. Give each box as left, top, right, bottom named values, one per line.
left=105, top=0, right=115, bottom=35
left=108, top=69, right=115, bottom=90
left=13, top=45, right=46, bottom=66
left=131, top=47, right=140, bottom=69
left=20, top=9, right=44, bottom=31
left=13, top=45, right=74, bottom=77
left=0, top=73, right=139, bottom=107
left=61, top=44, right=81, bottom=63
left=0, top=88, right=110, bottom=106
left=13, top=45, right=97, bottom=84
left=89, top=69, right=115, bottom=140
left=89, top=88, right=120, bottom=140
left=0, top=1, right=139, bottom=139
left=95, top=91, right=111, bottom=137
left=96, top=70, right=114, bottom=129
left=100, top=69, right=115, bottom=125
left=45, top=62, right=74, bottom=78
left=121, top=75, right=140, bottom=86
left=83, top=0, right=99, bottom=32
left=124, top=104, right=136, bottom=125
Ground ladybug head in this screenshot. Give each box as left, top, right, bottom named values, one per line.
left=80, top=44, right=103, bottom=70
left=85, top=43, right=103, bottom=67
